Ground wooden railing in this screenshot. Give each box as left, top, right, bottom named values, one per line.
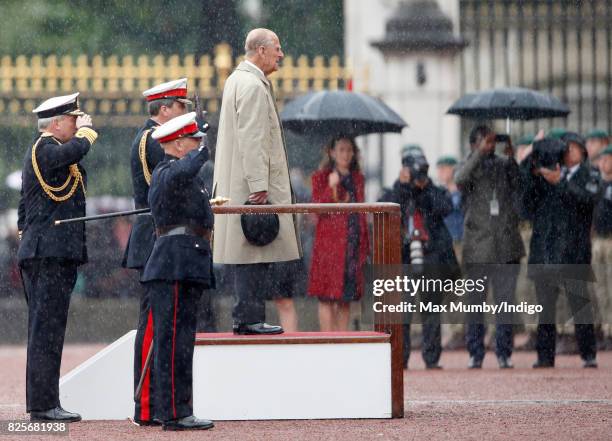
left=213, top=202, right=404, bottom=418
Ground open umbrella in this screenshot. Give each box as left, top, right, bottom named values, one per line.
left=281, top=90, right=407, bottom=137
left=447, top=87, right=570, bottom=132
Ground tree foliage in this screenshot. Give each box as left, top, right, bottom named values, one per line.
left=0, top=0, right=343, bottom=57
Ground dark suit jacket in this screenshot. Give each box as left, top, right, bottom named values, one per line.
left=455, top=150, right=525, bottom=264
left=522, top=159, right=599, bottom=265
left=381, top=179, right=458, bottom=266
left=17, top=130, right=95, bottom=264
left=122, top=119, right=162, bottom=269
left=141, top=147, right=214, bottom=286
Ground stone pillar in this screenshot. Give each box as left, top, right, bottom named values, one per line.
left=370, top=0, right=467, bottom=188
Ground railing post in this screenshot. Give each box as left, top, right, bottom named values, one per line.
left=373, top=211, right=403, bottom=418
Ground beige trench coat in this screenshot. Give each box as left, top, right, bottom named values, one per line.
left=212, top=61, right=302, bottom=264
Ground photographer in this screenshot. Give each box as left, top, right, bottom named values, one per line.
left=455, top=126, right=524, bottom=369
left=380, top=146, right=458, bottom=369
left=521, top=133, right=599, bottom=368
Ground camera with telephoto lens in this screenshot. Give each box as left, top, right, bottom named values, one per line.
left=532, top=138, right=568, bottom=170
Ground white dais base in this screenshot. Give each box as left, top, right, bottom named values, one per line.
left=59, top=331, right=392, bottom=420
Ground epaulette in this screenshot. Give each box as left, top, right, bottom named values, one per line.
left=138, top=127, right=157, bottom=186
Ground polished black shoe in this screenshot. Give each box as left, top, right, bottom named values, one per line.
left=583, top=357, right=598, bottom=368
left=497, top=356, right=514, bottom=369
left=425, top=362, right=443, bottom=370
left=468, top=356, right=483, bottom=369
left=532, top=359, right=555, bottom=368
left=233, top=322, right=284, bottom=335
left=30, top=406, right=81, bottom=422
left=162, top=415, right=214, bottom=431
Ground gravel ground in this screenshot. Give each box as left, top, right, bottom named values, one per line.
left=0, top=344, right=610, bottom=440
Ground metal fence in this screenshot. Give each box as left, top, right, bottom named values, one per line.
left=459, top=0, right=612, bottom=135
left=0, top=43, right=352, bottom=127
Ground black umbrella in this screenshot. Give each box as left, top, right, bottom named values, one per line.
left=447, top=87, right=570, bottom=132
left=281, top=90, right=407, bottom=137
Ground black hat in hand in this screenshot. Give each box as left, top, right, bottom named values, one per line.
left=240, top=201, right=280, bottom=246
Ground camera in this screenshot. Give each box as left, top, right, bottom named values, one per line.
left=532, top=138, right=567, bottom=170
left=402, top=153, right=429, bottom=182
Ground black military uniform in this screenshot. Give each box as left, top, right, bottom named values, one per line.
left=17, top=93, right=97, bottom=420
left=123, top=118, right=162, bottom=268
left=123, top=117, right=162, bottom=424
left=141, top=114, right=214, bottom=430
left=126, top=78, right=194, bottom=424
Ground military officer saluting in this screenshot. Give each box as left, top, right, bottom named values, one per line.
left=141, top=112, right=214, bottom=431
left=17, top=93, right=97, bottom=422
left=123, top=78, right=191, bottom=426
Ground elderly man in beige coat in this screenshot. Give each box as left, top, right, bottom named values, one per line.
left=213, top=28, right=302, bottom=335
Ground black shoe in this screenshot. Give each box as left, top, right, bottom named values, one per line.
left=162, top=415, right=214, bottom=431
left=425, top=362, right=443, bottom=370
left=497, top=356, right=514, bottom=369
left=30, top=406, right=81, bottom=422
left=233, top=322, right=284, bottom=335
left=133, top=417, right=162, bottom=426
left=532, top=359, right=554, bottom=368
left=583, top=357, right=598, bottom=368
left=468, top=356, right=482, bottom=369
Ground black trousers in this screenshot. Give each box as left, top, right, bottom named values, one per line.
left=147, top=280, right=202, bottom=422
left=133, top=271, right=155, bottom=422
left=534, top=278, right=597, bottom=362
left=21, top=258, right=77, bottom=412
left=465, top=264, right=520, bottom=360
left=232, top=263, right=267, bottom=325
left=402, top=312, right=442, bottom=366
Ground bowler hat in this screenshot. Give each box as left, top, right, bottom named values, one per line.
left=241, top=201, right=280, bottom=246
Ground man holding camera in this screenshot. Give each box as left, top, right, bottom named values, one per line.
left=521, top=133, right=599, bottom=368
left=380, top=146, right=457, bottom=369
left=455, top=125, right=525, bottom=369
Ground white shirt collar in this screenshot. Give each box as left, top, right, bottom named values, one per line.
left=566, top=163, right=580, bottom=180
left=245, top=60, right=265, bottom=78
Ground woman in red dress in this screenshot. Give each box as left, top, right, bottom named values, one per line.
left=308, top=137, right=370, bottom=331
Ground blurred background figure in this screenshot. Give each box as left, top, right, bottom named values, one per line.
left=585, top=129, right=609, bottom=171
left=197, top=120, right=219, bottom=333
left=289, top=167, right=315, bottom=279
left=435, top=155, right=465, bottom=351
left=308, top=137, right=369, bottom=331
left=436, top=156, right=464, bottom=246
left=455, top=125, right=524, bottom=369
left=381, top=146, right=458, bottom=369
left=592, top=145, right=612, bottom=348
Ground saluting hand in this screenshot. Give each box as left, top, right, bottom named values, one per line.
left=76, top=114, right=93, bottom=128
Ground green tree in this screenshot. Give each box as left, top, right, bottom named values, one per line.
left=258, top=0, right=344, bottom=58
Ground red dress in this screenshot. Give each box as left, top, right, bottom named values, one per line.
left=307, top=168, right=370, bottom=301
